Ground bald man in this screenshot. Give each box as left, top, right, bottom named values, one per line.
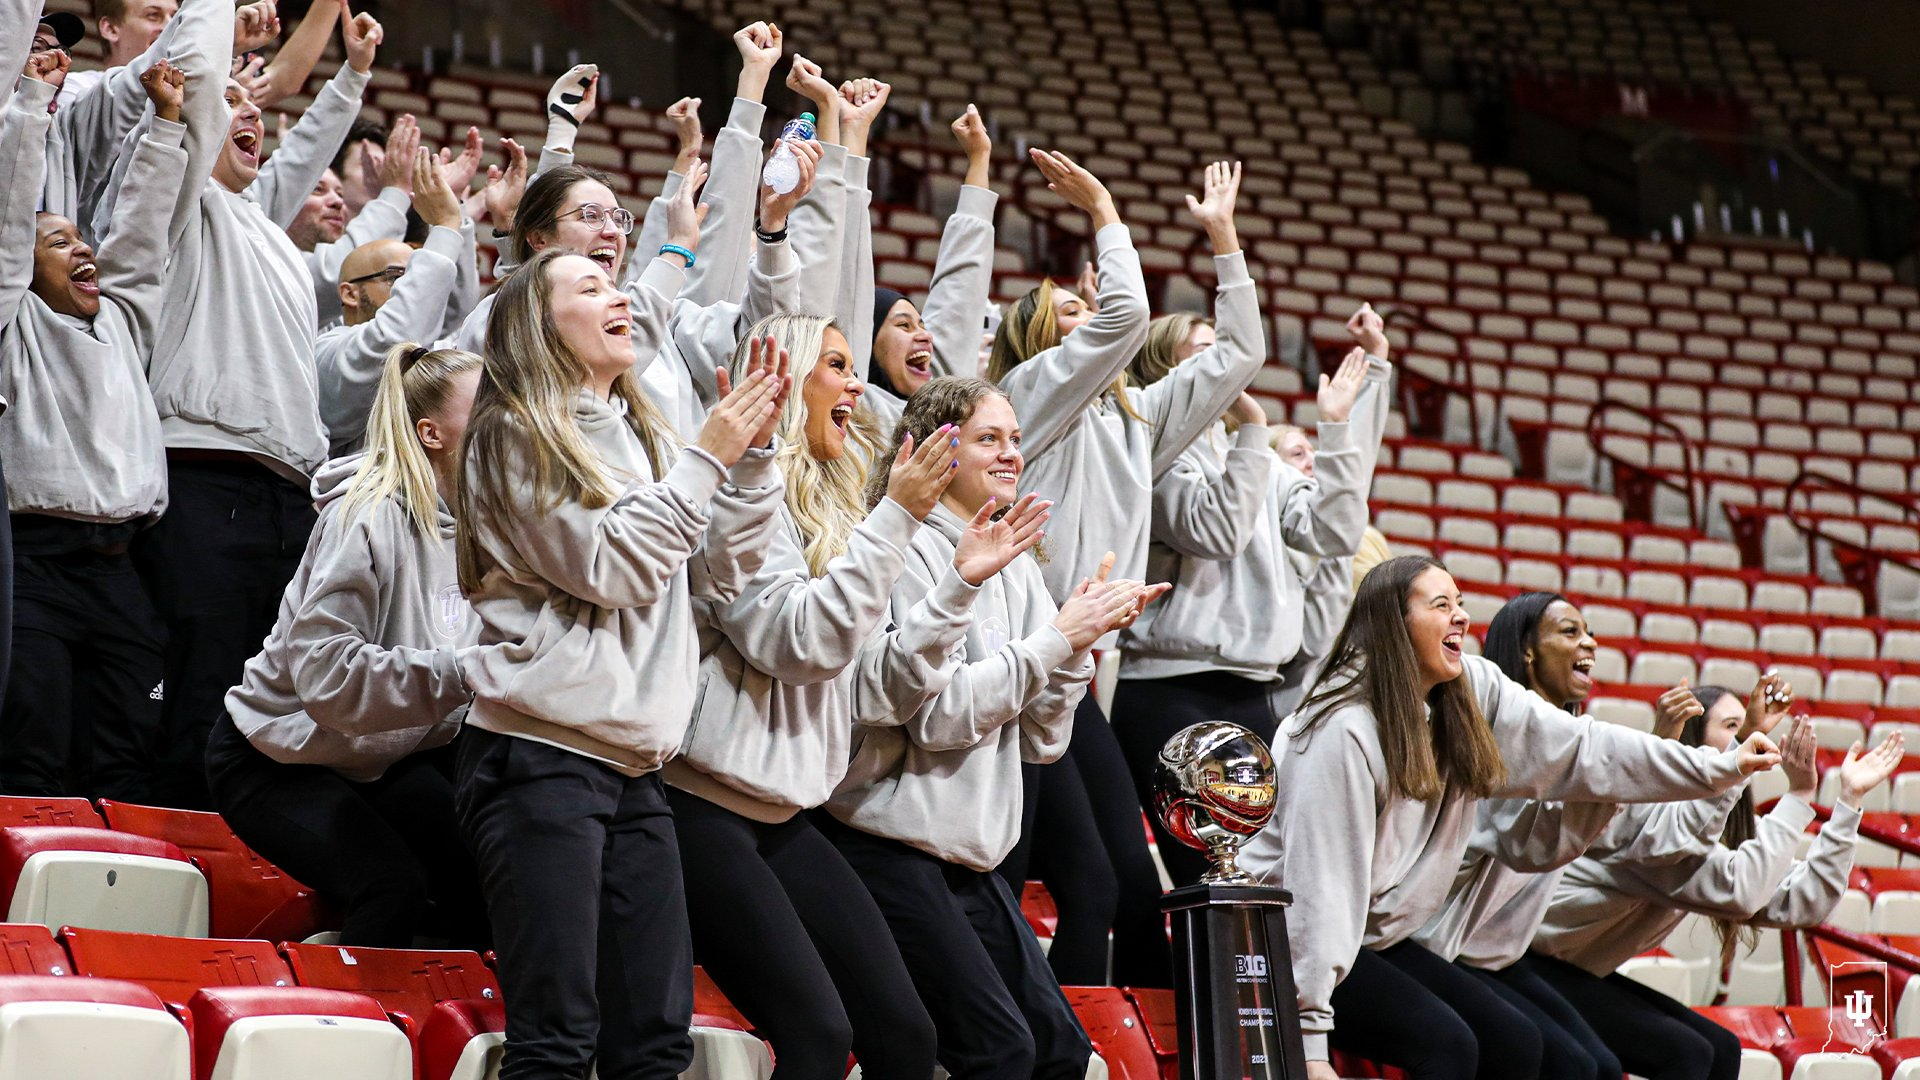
left=315, top=158, right=472, bottom=455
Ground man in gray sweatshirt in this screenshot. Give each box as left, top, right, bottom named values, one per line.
left=117, top=0, right=384, bottom=808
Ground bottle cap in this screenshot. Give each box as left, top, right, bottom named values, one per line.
left=800, top=111, right=816, bottom=123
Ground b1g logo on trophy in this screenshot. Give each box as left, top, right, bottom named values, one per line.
left=1154, top=722, right=1308, bottom=1080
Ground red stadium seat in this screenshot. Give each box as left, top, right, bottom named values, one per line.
left=97, top=802, right=331, bottom=942
left=1023, top=881, right=1060, bottom=942
left=1121, top=987, right=1178, bottom=1080
left=1063, top=987, right=1159, bottom=1080
left=0, top=973, right=191, bottom=1080
left=0, top=798, right=103, bottom=829
left=1697, top=1006, right=1793, bottom=1049
left=0, top=825, right=207, bottom=935
left=280, top=943, right=502, bottom=1080
left=62, top=928, right=409, bottom=1080
left=0, top=923, right=70, bottom=976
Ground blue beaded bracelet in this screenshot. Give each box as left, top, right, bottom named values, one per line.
left=659, top=243, right=695, bottom=269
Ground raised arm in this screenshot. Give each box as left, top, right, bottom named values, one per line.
left=1135, top=163, right=1265, bottom=476
left=786, top=135, right=847, bottom=317
left=1477, top=797, right=1622, bottom=873
left=288, top=508, right=472, bottom=737
left=255, top=0, right=342, bottom=109
left=1470, top=655, right=1762, bottom=803
left=0, top=0, right=34, bottom=115
left=919, top=105, right=997, bottom=376
left=96, top=62, right=191, bottom=364
left=997, top=150, right=1146, bottom=460
left=1755, top=735, right=1902, bottom=925
left=0, top=64, right=58, bottom=333
left=681, top=23, right=780, bottom=308
left=253, top=7, right=380, bottom=227
left=1150, top=420, right=1274, bottom=561
left=1274, top=350, right=1375, bottom=559
left=165, top=0, right=239, bottom=249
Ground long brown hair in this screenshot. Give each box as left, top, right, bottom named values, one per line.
left=1129, top=312, right=1212, bottom=388
left=1682, top=683, right=1762, bottom=963
left=455, top=249, right=674, bottom=592
left=987, top=278, right=1143, bottom=420
left=864, top=376, right=1006, bottom=511
left=1294, top=554, right=1507, bottom=802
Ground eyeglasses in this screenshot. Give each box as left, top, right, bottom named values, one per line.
left=347, top=266, right=407, bottom=286
left=557, top=203, right=635, bottom=235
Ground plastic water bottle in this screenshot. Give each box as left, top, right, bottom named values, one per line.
left=761, top=112, right=817, bottom=195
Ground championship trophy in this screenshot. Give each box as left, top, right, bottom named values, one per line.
left=1153, top=721, right=1308, bottom=1080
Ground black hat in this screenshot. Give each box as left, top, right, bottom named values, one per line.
left=869, top=287, right=914, bottom=397
left=39, top=11, right=84, bottom=50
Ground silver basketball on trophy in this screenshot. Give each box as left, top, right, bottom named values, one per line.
left=1152, top=721, right=1278, bottom=885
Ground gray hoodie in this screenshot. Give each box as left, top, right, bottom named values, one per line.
left=225, top=455, right=477, bottom=782
left=0, top=78, right=173, bottom=523
left=1534, top=795, right=1860, bottom=976
left=317, top=222, right=472, bottom=455
left=1002, top=239, right=1264, bottom=621
left=829, top=502, right=1092, bottom=871
left=459, top=381, right=785, bottom=776
left=664, top=497, right=979, bottom=822
left=1238, top=655, right=1752, bottom=1061
left=132, top=0, right=372, bottom=481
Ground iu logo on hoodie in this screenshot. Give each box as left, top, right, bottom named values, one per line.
left=436, top=583, right=469, bottom=640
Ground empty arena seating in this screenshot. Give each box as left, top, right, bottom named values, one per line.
left=98, top=802, right=331, bottom=943
left=0, top=825, right=209, bottom=937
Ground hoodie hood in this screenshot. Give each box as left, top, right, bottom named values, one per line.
left=310, top=452, right=457, bottom=538
left=868, top=288, right=913, bottom=398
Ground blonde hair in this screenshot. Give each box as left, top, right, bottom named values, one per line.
left=988, top=277, right=1143, bottom=421
left=456, top=249, right=677, bottom=591
left=1268, top=423, right=1307, bottom=452
left=1129, top=312, right=1213, bottom=388
left=337, top=343, right=481, bottom=539
left=732, top=313, right=873, bottom=576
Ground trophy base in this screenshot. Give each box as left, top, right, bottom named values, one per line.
left=1161, top=883, right=1310, bottom=1080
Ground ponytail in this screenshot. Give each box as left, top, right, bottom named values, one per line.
left=338, top=342, right=483, bottom=539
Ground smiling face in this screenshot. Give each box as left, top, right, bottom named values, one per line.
left=873, top=298, right=936, bottom=396
left=545, top=254, right=634, bottom=394
left=1701, top=693, right=1745, bottom=752
left=31, top=213, right=99, bottom=319
left=800, top=326, right=863, bottom=460
left=1405, top=566, right=1470, bottom=693
left=211, top=79, right=265, bottom=192
left=1052, top=288, right=1093, bottom=337
left=100, top=0, right=175, bottom=66
left=288, top=170, right=349, bottom=250
left=940, top=392, right=1022, bottom=517
left=1526, top=600, right=1599, bottom=707
left=531, top=179, right=627, bottom=276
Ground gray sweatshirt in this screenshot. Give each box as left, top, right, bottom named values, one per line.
left=0, top=78, right=173, bottom=523
left=225, top=455, right=478, bottom=782
left=1003, top=242, right=1265, bottom=618
left=0, top=0, right=34, bottom=116
left=856, top=184, right=1000, bottom=431
left=305, top=186, right=409, bottom=329
left=829, top=502, right=1092, bottom=871
left=459, top=376, right=786, bottom=776
left=317, top=223, right=471, bottom=455
left=1237, top=654, right=1752, bottom=1061
left=1121, top=363, right=1373, bottom=682
left=664, top=497, right=979, bottom=822
left=1432, top=785, right=1742, bottom=970
left=137, top=0, right=371, bottom=482
left=1534, top=795, right=1860, bottom=976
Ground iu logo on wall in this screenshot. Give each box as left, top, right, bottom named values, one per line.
left=1827, top=960, right=1890, bottom=1054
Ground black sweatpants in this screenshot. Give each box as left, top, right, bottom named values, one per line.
left=0, top=456, right=13, bottom=711
left=1109, top=670, right=1282, bottom=887
left=134, top=459, right=315, bottom=809
left=1326, top=940, right=1542, bottom=1080
left=1525, top=949, right=1740, bottom=1080
left=1461, top=959, right=1619, bottom=1080
left=818, top=812, right=1092, bottom=1080
left=2, top=519, right=164, bottom=801
left=668, top=789, right=936, bottom=1080
left=1003, top=694, right=1172, bottom=988
left=455, top=728, right=693, bottom=1080
left=205, top=713, right=488, bottom=949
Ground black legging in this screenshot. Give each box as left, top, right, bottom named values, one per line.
left=667, top=788, right=937, bottom=1080
left=1460, top=958, right=1620, bottom=1080
left=1327, top=940, right=1542, bottom=1080
left=205, top=712, right=488, bottom=949
left=1523, top=949, right=1740, bottom=1080
left=1109, top=670, right=1282, bottom=887
left=1006, top=694, right=1171, bottom=988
